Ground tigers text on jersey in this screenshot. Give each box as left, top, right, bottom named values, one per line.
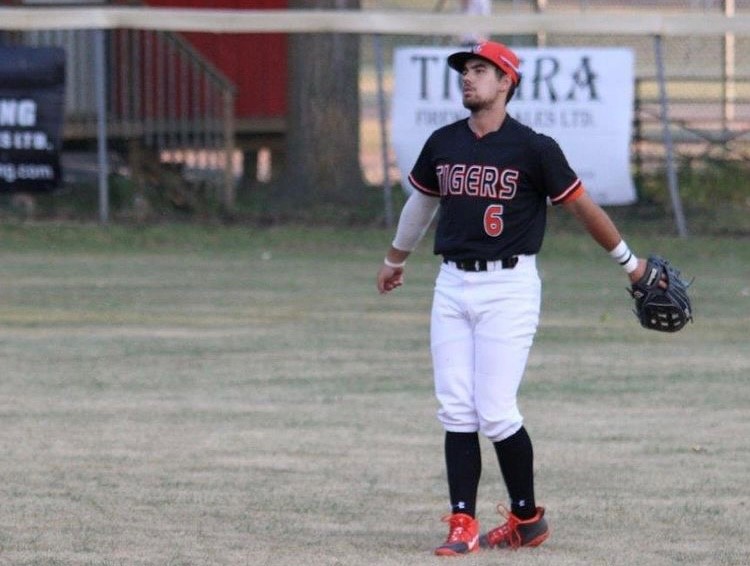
left=408, top=115, right=583, bottom=261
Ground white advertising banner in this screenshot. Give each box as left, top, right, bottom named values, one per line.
left=391, top=46, right=637, bottom=205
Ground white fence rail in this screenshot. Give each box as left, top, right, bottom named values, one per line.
left=1, top=7, right=750, bottom=36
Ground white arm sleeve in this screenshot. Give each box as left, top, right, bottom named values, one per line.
left=392, top=191, right=440, bottom=252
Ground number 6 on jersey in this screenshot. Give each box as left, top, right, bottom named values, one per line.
left=484, top=204, right=504, bottom=237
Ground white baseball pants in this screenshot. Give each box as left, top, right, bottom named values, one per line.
left=430, top=255, right=541, bottom=442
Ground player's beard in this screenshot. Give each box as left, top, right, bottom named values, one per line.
left=462, top=89, right=502, bottom=112
left=463, top=96, right=495, bottom=112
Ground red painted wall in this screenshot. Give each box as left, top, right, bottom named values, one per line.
left=144, top=0, right=288, bottom=120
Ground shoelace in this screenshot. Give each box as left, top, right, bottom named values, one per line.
left=490, top=504, right=523, bottom=548
left=441, top=515, right=468, bottom=543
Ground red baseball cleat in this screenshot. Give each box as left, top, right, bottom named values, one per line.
left=434, top=513, right=480, bottom=556
left=479, top=505, right=549, bottom=550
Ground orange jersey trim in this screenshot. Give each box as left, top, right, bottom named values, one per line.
left=550, top=179, right=584, bottom=205
left=408, top=173, right=441, bottom=197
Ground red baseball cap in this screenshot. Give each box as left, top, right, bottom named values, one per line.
left=447, top=41, right=522, bottom=85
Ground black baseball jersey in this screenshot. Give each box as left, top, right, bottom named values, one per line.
left=408, top=115, right=583, bottom=261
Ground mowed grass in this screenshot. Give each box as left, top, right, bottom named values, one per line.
left=0, top=222, right=748, bottom=566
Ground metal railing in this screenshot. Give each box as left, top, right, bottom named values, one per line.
left=18, top=27, right=237, bottom=208
left=634, top=75, right=750, bottom=168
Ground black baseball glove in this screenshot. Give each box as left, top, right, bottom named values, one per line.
left=629, top=255, right=694, bottom=332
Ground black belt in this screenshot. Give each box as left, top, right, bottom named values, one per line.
left=443, top=256, right=519, bottom=272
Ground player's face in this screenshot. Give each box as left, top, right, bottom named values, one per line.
left=460, top=59, right=509, bottom=111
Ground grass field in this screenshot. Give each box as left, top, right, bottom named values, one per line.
left=0, top=221, right=748, bottom=566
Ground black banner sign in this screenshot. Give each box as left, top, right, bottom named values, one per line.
left=0, top=46, right=66, bottom=192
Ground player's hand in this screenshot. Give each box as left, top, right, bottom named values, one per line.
left=377, top=265, right=404, bottom=294
left=628, top=257, right=668, bottom=289
left=628, top=257, right=647, bottom=284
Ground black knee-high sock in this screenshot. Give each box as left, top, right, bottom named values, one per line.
left=493, top=426, right=536, bottom=519
left=445, top=431, right=481, bottom=517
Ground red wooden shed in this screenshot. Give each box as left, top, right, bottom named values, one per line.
left=143, top=0, right=288, bottom=147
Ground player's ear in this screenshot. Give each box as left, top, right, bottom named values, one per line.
left=498, top=73, right=513, bottom=94
left=496, top=70, right=511, bottom=88
left=506, top=77, right=518, bottom=102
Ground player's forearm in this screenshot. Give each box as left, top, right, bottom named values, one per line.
left=563, top=192, right=624, bottom=252
left=391, top=190, right=440, bottom=253
left=563, top=191, right=645, bottom=278
left=385, top=246, right=411, bottom=267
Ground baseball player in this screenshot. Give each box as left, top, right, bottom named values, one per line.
left=376, top=41, right=648, bottom=556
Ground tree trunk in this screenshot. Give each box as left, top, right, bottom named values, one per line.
left=283, top=0, right=365, bottom=207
